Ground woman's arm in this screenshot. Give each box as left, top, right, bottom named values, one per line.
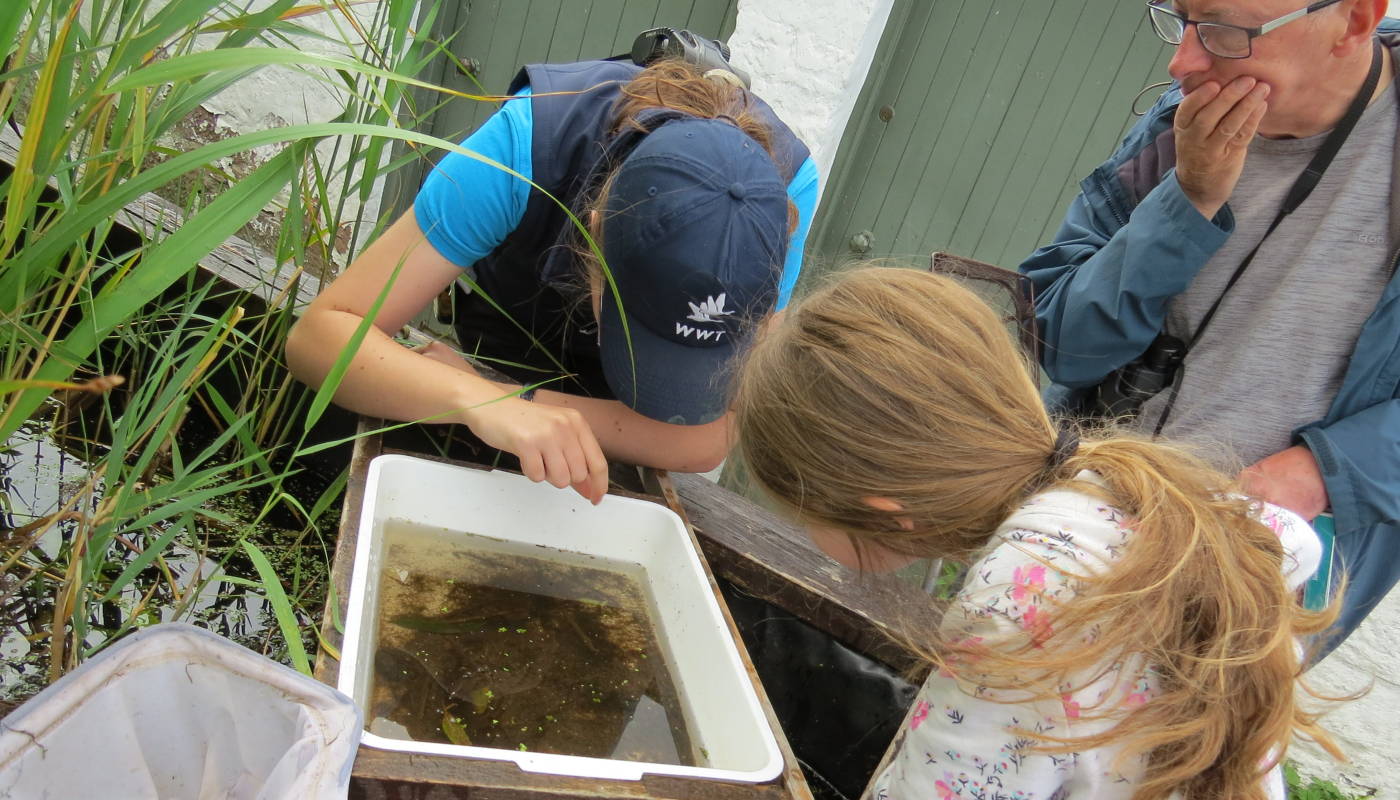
left=413, top=338, right=732, bottom=474
left=286, top=212, right=609, bottom=502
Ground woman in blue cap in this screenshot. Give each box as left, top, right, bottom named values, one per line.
left=286, top=59, right=818, bottom=503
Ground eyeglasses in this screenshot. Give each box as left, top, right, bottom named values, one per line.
left=1146, top=0, right=1346, bottom=59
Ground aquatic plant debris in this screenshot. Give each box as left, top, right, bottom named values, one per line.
left=366, top=521, right=695, bottom=764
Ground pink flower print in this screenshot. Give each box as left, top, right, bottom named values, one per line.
left=1258, top=505, right=1289, bottom=537
left=935, top=773, right=959, bottom=800
left=1124, top=676, right=1153, bottom=708
left=910, top=700, right=930, bottom=730
left=1011, top=564, right=1047, bottom=603
left=1021, top=605, right=1053, bottom=647
left=1061, top=693, right=1081, bottom=719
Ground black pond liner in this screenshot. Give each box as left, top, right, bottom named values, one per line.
left=719, top=581, right=917, bottom=800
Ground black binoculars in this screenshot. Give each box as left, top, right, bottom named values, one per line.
left=630, top=27, right=752, bottom=89
left=1093, top=332, right=1186, bottom=420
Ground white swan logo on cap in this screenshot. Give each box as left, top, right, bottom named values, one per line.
left=686, top=294, right=733, bottom=323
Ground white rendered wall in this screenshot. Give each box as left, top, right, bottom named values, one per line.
left=1289, top=589, right=1400, bottom=796
left=727, top=0, right=897, bottom=202
left=184, top=0, right=393, bottom=267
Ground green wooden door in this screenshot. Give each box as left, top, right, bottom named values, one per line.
left=811, top=0, right=1171, bottom=270
left=430, top=0, right=740, bottom=145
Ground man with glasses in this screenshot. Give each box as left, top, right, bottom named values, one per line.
left=1020, top=0, right=1399, bottom=654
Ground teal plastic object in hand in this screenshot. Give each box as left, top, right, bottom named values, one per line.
left=1303, top=513, right=1336, bottom=612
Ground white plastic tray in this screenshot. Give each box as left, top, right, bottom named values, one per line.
left=337, top=454, right=783, bottom=784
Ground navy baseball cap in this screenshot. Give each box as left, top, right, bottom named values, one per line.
left=598, top=117, right=790, bottom=426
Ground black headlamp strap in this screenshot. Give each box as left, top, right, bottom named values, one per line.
left=1152, top=36, right=1384, bottom=437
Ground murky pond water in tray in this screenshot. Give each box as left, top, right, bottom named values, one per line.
left=368, top=520, right=697, bottom=765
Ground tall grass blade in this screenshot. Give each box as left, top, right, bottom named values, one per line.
left=242, top=540, right=312, bottom=676
left=100, top=515, right=190, bottom=602
left=105, top=48, right=496, bottom=102
left=303, top=247, right=409, bottom=433
left=2, top=147, right=299, bottom=439
left=0, top=3, right=26, bottom=62
left=307, top=466, right=349, bottom=528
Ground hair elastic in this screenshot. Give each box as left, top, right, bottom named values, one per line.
left=1049, top=426, right=1080, bottom=470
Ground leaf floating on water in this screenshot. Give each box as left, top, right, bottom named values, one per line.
left=391, top=615, right=487, bottom=635
left=395, top=569, right=410, bottom=583
left=442, top=711, right=472, bottom=746
left=470, top=686, right=493, bottom=713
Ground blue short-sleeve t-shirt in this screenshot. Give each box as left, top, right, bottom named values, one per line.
left=414, top=87, right=818, bottom=310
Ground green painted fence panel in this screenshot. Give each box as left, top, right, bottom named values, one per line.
left=823, top=0, right=969, bottom=256
left=811, top=0, right=1171, bottom=271
left=428, top=0, right=740, bottom=150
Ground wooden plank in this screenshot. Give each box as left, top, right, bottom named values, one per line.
left=654, top=0, right=698, bottom=31
left=804, top=0, right=920, bottom=263
left=312, top=416, right=383, bottom=686
left=613, top=0, right=665, bottom=54
left=519, top=0, right=566, bottom=68
left=940, top=1, right=1061, bottom=258
left=991, top=0, right=1124, bottom=266
left=548, top=1, right=596, bottom=63
left=1028, top=14, right=1170, bottom=249
left=641, top=469, right=813, bottom=800
left=860, top=0, right=989, bottom=259
left=682, top=0, right=730, bottom=41
left=666, top=471, right=939, bottom=674
left=961, top=0, right=1095, bottom=265
left=434, top=0, right=508, bottom=144
left=717, top=1, right=739, bottom=42
left=349, top=752, right=793, bottom=800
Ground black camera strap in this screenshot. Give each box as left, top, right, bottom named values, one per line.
left=1151, top=37, right=1384, bottom=437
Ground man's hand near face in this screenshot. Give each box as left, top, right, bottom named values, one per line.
left=1174, top=76, right=1271, bottom=220
left=1240, top=445, right=1330, bottom=520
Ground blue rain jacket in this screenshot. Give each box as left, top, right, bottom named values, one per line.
left=1019, top=26, right=1400, bottom=649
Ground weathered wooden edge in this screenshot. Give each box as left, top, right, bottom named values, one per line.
left=640, top=468, right=814, bottom=800
left=313, top=416, right=383, bottom=685
left=858, top=700, right=920, bottom=800
left=314, top=424, right=794, bottom=800
left=667, top=472, right=938, bottom=676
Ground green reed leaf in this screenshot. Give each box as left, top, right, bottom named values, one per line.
left=1, top=146, right=299, bottom=439
left=303, top=247, right=408, bottom=433
left=243, top=539, right=312, bottom=676
left=105, top=47, right=495, bottom=102
left=100, top=514, right=190, bottom=602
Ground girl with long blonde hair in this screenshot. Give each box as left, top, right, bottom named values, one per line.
left=732, top=268, right=1341, bottom=800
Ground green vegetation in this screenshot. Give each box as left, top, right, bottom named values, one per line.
left=0, top=0, right=484, bottom=694
left=1285, top=763, right=1373, bottom=800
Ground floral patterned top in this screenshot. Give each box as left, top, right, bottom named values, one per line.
left=869, top=471, right=1321, bottom=800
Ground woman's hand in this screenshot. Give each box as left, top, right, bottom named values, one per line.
left=415, top=340, right=609, bottom=503
left=463, top=393, right=610, bottom=505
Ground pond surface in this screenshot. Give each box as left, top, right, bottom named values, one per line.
left=0, top=413, right=331, bottom=706
left=368, top=520, right=695, bottom=765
